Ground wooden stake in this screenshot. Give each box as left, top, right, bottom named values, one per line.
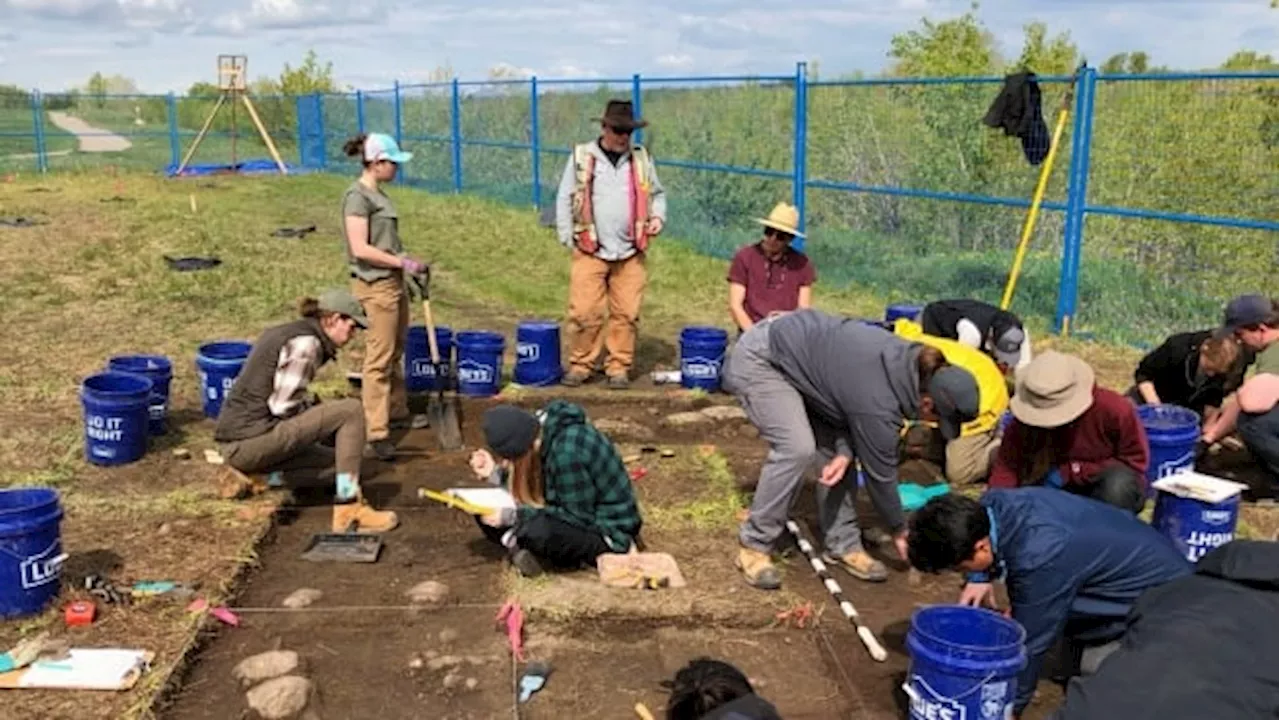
left=240, top=93, right=288, bottom=175
left=175, top=93, right=226, bottom=175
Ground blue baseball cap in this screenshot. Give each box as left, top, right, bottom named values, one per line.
left=363, top=133, right=413, bottom=164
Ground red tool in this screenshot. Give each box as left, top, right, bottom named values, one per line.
left=64, top=601, right=96, bottom=627
left=495, top=598, right=526, bottom=661
left=629, top=466, right=648, bottom=482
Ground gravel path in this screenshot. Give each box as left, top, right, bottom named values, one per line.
left=47, top=111, right=133, bottom=152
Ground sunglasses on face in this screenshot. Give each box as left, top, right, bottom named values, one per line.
left=608, top=125, right=633, bottom=136
left=767, top=229, right=795, bottom=243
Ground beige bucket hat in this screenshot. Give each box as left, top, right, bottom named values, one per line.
left=1009, top=350, right=1096, bottom=428
left=755, top=202, right=805, bottom=239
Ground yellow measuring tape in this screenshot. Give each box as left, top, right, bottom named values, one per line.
left=416, top=488, right=494, bottom=516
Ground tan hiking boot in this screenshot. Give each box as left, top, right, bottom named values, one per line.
left=825, top=549, right=888, bottom=583
left=332, top=502, right=399, bottom=533
left=735, top=546, right=781, bottom=590
left=215, top=466, right=267, bottom=500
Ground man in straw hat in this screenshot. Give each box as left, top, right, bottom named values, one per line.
left=555, top=99, right=667, bottom=389
left=990, top=350, right=1149, bottom=513
left=726, top=202, right=815, bottom=333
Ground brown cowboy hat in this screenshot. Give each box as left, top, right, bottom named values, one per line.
left=595, top=100, right=648, bottom=130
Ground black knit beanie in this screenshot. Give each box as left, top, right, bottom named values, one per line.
left=482, top=405, right=539, bottom=459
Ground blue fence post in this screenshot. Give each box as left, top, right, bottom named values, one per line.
left=356, top=90, right=366, bottom=135
left=316, top=92, right=328, bottom=170
left=166, top=92, right=180, bottom=169
left=1056, top=66, right=1098, bottom=335
left=450, top=78, right=463, bottom=193
left=530, top=76, right=541, bottom=208
left=393, top=81, right=404, bottom=185
left=29, top=90, right=47, bottom=173
left=631, top=73, right=643, bottom=146
left=792, top=62, right=809, bottom=250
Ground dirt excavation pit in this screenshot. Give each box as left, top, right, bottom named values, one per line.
left=155, top=394, right=1068, bottom=719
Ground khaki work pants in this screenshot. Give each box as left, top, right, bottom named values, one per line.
left=219, top=398, right=365, bottom=480
left=352, top=276, right=410, bottom=441
left=567, top=250, right=647, bottom=378
left=945, top=431, right=1001, bottom=485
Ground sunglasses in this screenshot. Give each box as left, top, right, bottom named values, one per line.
left=766, top=229, right=795, bottom=242
left=608, top=125, right=634, bottom=136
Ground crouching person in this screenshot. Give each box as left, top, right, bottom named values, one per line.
left=471, top=401, right=642, bottom=577
left=908, top=489, right=1191, bottom=719
left=213, top=289, right=398, bottom=533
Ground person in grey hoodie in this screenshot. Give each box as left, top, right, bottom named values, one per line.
left=555, top=100, right=667, bottom=389
left=722, top=309, right=980, bottom=590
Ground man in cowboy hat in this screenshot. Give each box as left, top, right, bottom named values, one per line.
left=989, top=350, right=1149, bottom=513
left=555, top=99, right=668, bottom=389
left=727, top=202, right=815, bottom=333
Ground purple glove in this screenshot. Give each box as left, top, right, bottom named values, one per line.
left=401, top=256, right=426, bottom=275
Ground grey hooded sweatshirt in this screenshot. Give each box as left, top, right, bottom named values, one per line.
left=767, top=309, right=921, bottom=530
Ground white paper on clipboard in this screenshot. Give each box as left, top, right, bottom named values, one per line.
left=445, top=487, right=516, bottom=511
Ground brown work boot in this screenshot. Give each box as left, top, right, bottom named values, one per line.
left=824, top=549, right=888, bottom=583
left=215, top=466, right=267, bottom=500
left=332, top=502, right=399, bottom=533
left=735, top=546, right=781, bottom=590
left=561, top=370, right=590, bottom=388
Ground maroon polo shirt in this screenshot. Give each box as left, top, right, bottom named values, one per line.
left=727, top=242, right=816, bottom=325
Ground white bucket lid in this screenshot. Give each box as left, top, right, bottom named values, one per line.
left=1153, top=470, right=1248, bottom=504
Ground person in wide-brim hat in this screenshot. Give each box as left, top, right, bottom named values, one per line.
left=594, top=99, right=649, bottom=130
left=990, top=350, right=1150, bottom=513
left=728, top=202, right=815, bottom=332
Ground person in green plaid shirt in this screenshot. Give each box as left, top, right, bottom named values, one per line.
left=472, top=400, right=642, bottom=577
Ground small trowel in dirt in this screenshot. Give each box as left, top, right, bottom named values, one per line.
left=422, top=295, right=463, bottom=452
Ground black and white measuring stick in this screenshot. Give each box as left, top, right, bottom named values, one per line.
left=785, top=519, right=888, bottom=662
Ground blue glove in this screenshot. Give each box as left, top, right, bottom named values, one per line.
left=1043, top=468, right=1065, bottom=489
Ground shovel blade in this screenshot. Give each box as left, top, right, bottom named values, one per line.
left=430, top=395, right=463, bottom=451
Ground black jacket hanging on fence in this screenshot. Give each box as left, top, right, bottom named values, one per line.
left=983, top=70, right=1051, bottom=166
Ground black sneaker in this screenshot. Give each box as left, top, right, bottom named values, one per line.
left=368, top=439, right=397, bottom=461
left=510, top=548, right=543, bottom=578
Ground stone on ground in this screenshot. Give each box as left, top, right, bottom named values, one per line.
left=232, top=650, right=300, bottom=685
left=465, top=677, right=479, bottom=691
left=406, top=580, right=450, bottom=605
left=438, top=628, right=459, bottom=644
left=281, top=588, right=323, bottom=609
left=593, top=418, right=656, bottom=441
left=701, top=405, right=747, bottom=421
left=428, top=654, right=463, bottom=671
left=443, top=670, right=463, bottom=690
left=245, top=675, right=312, bottom=719
left=662, top=411, right=711, bottom=427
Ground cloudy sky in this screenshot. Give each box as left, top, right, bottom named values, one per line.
left=1, top=0, right=1276, bottom=92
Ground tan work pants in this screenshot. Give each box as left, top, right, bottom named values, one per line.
left=567, top=250, right=647, bottom=378
left=352, top=276, right=410, bottom=441
left=219, top=398, right=365, bottom=479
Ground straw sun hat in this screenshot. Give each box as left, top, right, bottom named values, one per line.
left=754, top=203, right=805, bottom=239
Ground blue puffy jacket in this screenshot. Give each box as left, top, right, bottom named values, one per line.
left=978, top=488, right=1192, bottom=712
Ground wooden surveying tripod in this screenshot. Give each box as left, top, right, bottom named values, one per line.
left=175, top=55, right=288, bottom=175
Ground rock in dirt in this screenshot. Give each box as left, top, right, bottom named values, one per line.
left=406, top=580, right=450, bottom=605
left=282, top=588, right=323, bottom=609
left=443, top=671, right=463, bottom=690
left=428, top=655, right=464, bottom=671
left=245, top=675, right=312, bottom=718
left=409, top=654, right=424, bottom=670
left=465, top=677, right=479, bottom=691
left=701, top=405, right=747, bottom=422
left=425, top=649, right=440, bottom=660
left=662, top=411, right=712, bottom=428
left=593, top=418, right=655, bottom=442
left=464, top=656, right=488, bottom=666
left=157, top=522, right=171, bottom=535
left=172, top=448, right=192, bottom=460
left=233, top=650, right=300, bottom=686
left=438, top=628, right=459, bottom=645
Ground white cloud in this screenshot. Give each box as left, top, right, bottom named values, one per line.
left=656, top=53, right=694, bottom=70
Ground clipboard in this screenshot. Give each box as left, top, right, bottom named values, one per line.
left=418, top=487, right=514, bottom=516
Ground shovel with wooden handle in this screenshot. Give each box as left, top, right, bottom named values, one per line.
left=422, top=297, right=463, bottom=451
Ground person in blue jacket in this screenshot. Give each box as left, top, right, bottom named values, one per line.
left=907, top=489, right=1192, bottom=717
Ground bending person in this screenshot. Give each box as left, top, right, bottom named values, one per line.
left=469, top=401, right=642, bottom=577
left=1128, top=328, right=1247, bottom=424
left=214, top=289, right=398, bottom=533
left=723, top=309, right=979, bottom=590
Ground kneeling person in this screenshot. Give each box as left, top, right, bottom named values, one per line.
left=908, top=489, right=1191, bottom=718
left=214, top=289, right=397, bottom=533
left=473, top=401, right=642, bottom=577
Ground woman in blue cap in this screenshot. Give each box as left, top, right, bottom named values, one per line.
left=341, top=132, right=429, bottom=461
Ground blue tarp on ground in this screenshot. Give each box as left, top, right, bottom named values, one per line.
left=164, top=158, right=308, bottom=177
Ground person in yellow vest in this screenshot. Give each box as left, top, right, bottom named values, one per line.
left=894, top=318, right=1010, bottom=484
left=554, top=100, right=667, bottom=389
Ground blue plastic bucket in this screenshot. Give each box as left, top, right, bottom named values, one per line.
left=1151, top=475, right=1244, bottom=563
left=905, top=605, right=1027, bottom=720
left=405, top=325, right=454, bottom=392
left=514, top=321, right=563, bottom=387
left=456, top=331, right=505, bottom=397
left=680, top=326, right=729, bottom=391
left=0, top=488, right=65, bottom=619
left=1137, top=405, right=1200, bottom=491
left=197, top=341, right=252, bottom=418
left=80, top=372, right=152, bottom=466
left=107, top=354, right=173, bottom=436
left=885, top=303, right=924, bottom=323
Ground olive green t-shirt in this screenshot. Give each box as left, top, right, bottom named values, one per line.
left=341, top=181, right=402, bottom=282
left=1251, top=340, right=1278, bottom=378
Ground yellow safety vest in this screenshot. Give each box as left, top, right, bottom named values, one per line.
left=570, top=143, right=653, bottom=254
left=894, top=318, right=1009, bottom=438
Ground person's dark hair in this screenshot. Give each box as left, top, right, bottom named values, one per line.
left=298, top=297, right=341, bottom=321
left=664, top=658, right=754, bottom=720
left=917, top=346, right=949, bottom=390
left=908, top=493, right=990, bottom=573
left=342, top=133, right=369, bottom=166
